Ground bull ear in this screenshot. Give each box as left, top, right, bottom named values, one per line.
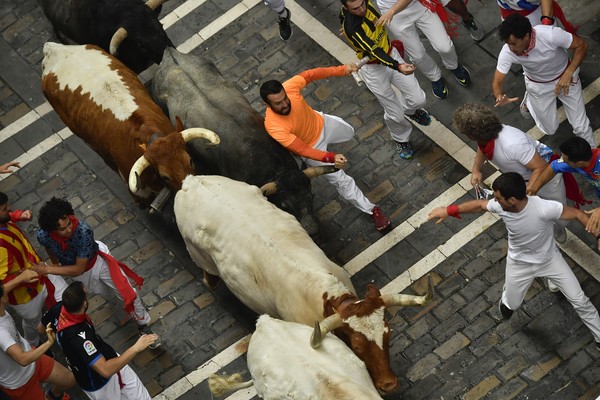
left=175, top=116, right=184, bottom=132
left=365, top=284, right=382, bottom=298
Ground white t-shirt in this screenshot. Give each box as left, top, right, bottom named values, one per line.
left=0, top=312, right=35, bottom=389
left=491, top=125, right=537, bottom=180
left=497, top=25, right=572, bottom=82
left=487, top=196, right=562, bottom=263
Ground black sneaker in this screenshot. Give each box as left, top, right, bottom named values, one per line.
left=407, top=109, right=431, bottom=126
left=431, top=78, right=448, bottom=99
left=395, top=141, right=414, bottom=159
left=463, top=15, right=484, bottom=41
left=498, top=299, right=513, bottom=320
left=138, top=325, right=162, bottom=349
left=277, top=8, right=292, bottom=41
left=451, top=64, right=471, bottom=86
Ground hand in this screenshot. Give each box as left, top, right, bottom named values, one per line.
left=31, top=263, right=49, bottom=276
left=494, top=94, right=519, bottom=107
left=17, top=269, right=39, bottom=283
left=398, top=63, right=416, bottom=75
left=334, top=154, right=347, bottom=169
left=19, top=210, right=32, bottom=221
left=470, top=171, right=483, bottom=187
left=133, top=333, right=159, bottom=352
left=345, top=63, right=359, bottom=74
left=427, top=207, right=449, bottom=224
left=554, top=72, right=573, bottom=96
left=45, top=323, right=56, bottom=345
left=376, top=9, right=394, bottom=26
left=585, top=208, right=600, bottom=233
left=0, top=161, right=20, bottom=174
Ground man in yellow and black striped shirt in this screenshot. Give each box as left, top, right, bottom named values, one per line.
left=340, top=0, right=430, bottom=160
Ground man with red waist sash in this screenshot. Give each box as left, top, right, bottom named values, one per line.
left=32, top=197, right=161, bottom=348
left=0, top=191, right=67, bottom=347
left=492, top=14, right=595, bottom=148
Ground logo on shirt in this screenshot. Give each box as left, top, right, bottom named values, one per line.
left=83, top=340, right=97, bottom=356
left=78, top=331, right=86, bottom=339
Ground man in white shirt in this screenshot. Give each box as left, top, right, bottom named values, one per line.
left=453, top=103, right=567, bottom=249
left=428, top=172, right=600, bottom=351
left=492, top=14, right=595, bottom=147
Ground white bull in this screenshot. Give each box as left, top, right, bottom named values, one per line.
left=208, top=315, right=383, bottom=399
left=174, top=175, right=433, bottom=394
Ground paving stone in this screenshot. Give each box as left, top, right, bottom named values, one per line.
left=485, top=377, right=527, bottom=400
left=431, top=312, right=468, bottom=342
left=429, top=376, right=469, bottom=400
left=404, top=333, right=436, bottom=363
left=148, top=300, right=176, bottom=325
left=521, top=355, right=561, bottom=382
left=156, top=269, right=194, bottom=298
left=401, top=373, right=442, bottom=400
left=434, top=332, right=470, bottom=360
left=405, top=313, right=439, bottom=340
left=463, top=375, right=501, bottom=400
left=463, top=314, right=496, bottom=341
left=435, top=348, right=476, bottom=382
left=405, top=353, right=440, bottom=383
left=461, top=296, right=491, bottom=322
left=131, top=239, right=163, bottom=264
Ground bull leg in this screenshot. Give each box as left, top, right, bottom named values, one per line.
left=203, top=271, right=221, bottom=289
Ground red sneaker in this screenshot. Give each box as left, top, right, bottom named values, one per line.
left=371, top=207, right=391, bottom=231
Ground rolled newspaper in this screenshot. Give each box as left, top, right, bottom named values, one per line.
left=351, top=56, right=371, bottom=86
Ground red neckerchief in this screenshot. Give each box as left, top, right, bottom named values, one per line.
left=582, top=148, right=600, bottom=175
left=56, top=305, right=93, bottom=333
left=49, top=215, right=79, bottom=251
left=478, top=139, right=495, bottom=160
left=520, top=29, right=536, bottom=57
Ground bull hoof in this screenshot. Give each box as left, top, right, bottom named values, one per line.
left=203, top=271, right=221, bottom=289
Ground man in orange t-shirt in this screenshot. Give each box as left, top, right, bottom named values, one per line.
left=260, top=64, right=391, bottom=231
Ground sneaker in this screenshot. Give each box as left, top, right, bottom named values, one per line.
left=395, top=141, right=414, bottom=159
left=547, top=279, right=560, bottom=293
left=554, top=225, right=567, bottom=244
left=519, top=94, right=532, bottom=120
left=138, top=325, right=162, bottom=349
left=463, top=16, right=484, bottom=41
left=431, top=78, right=448, bottom=99
left=371, top=207, right=391, bottom=231
left=407, top=109, right=431, bottom=126
left=45, top=390, right=70, bottom=400
left=451, top=64, right=471, bottom=86
left=498, top=299, right=513, bottom=320
left=277, top=8, right=292, bottom=41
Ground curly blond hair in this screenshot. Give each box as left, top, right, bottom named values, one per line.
left=453, top=103, right=502, bottom=142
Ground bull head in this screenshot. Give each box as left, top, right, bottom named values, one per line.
left=260, top=165, right=338, bottom=196
left=128, top=128, right=220, bottom=193
left=310, top=275, right=434, bottom=394
left=109, top=0, right=167, bottom=55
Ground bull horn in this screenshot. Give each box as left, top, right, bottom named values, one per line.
left=144, top=0, right=167, bottom=10
left=303, top=165, right=338, bottom=179
left=381, top=275, right=434, bottom=307
left=129, top=156, right=151, bottom=193
left=109, top=27, right=128, bottom=55
left=310, top=314, right=343, bottom=349
left=181, top=128, right=220, bottom=146
left=260, top=181, right=277, bottom=196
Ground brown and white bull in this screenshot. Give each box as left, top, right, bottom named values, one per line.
left=41, top=42, right=219, bottom=205
left=174, top=175, right=433, bottom=394
left=208, top=315, right=383, bottom=399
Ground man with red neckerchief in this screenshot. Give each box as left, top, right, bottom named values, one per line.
left=492, top=14, right=595, bottom=148
left=32, top=197, right=160, bottom=348
left=0, top=191, right=67, bottom=347
left=41, top=281, right=156, bottom=400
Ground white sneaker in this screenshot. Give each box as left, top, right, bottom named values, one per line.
left=547, top=279, right=560, bottom=293
left=554, top=225, right=567, bottom=244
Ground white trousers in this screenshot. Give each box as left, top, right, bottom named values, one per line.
left=360, top=47, right=426, bottom=143
left=74, top=241, right=150, bottom=325
left=305, top=113, right=376, bottom=214
left=380, top=0, right=459, bottom=81
left=8, top=274, right=67, bottom=346
left=83, top=364, right=150, bottom=400
left=502, top=250, right=600, bottom=342
left=524, top=70, right=595, bottom=147
left=264, top=0, right=285, bottom=13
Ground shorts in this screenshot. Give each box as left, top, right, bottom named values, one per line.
left=1, top=354, right=55, bottom=400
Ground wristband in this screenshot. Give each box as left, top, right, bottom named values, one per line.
left=322, top=152, right=336, bottom=164
left=540, top=16, right=554, bottom=25
left=446, top=205, right=461, bottom=219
